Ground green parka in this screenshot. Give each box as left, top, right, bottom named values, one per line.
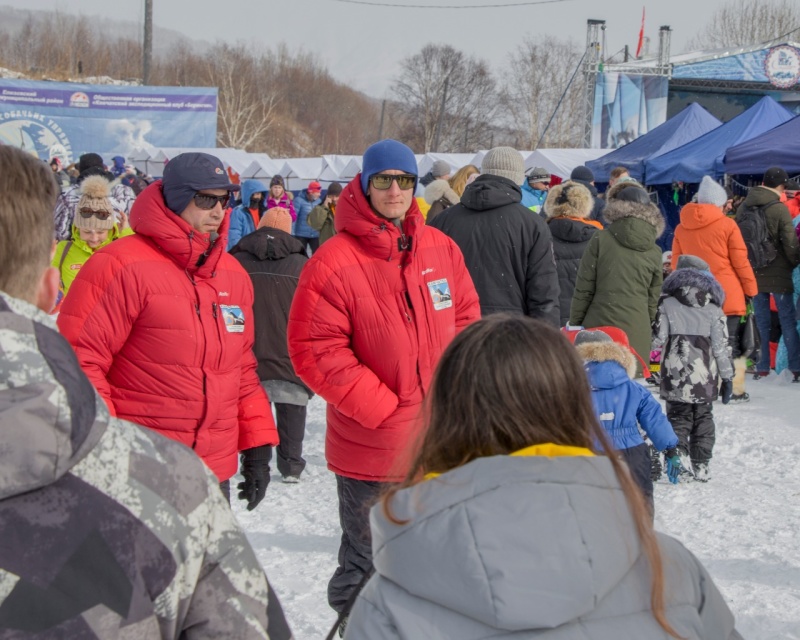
left=307, top=202, right=336, bottom=246
left=736, top=186, right=800, bottom=293
left=570, top=194, right=665, bottom=376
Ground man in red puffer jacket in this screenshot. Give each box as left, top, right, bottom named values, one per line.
left=58, top=152, right=278, bottom=510
left=287, top=139, right=480, bottom=624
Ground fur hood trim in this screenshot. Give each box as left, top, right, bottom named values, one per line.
left=603, top=197, right=666, bottom=238
left=576, top=341, right=636, bottom=379
left=424, top=179, right=460, bottom=206
left=662, top=267, right=726, bottom=307
left=544, top=181, right=593, bottom=219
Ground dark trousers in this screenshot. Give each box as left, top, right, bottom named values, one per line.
left=620, top=443, right=654, bottom=517
left=268, top=403, right=307, bottom=478
left=328, top=475, right=384, bottom=613
left=294, top=236, right=319, bottom=256
left=753, top=292, right=800, bottom=372
left=666, top=401, right=715, bottom=464
left=219, top=480, right=230, bottom=504
left=727, top=315, right=742, bottom=359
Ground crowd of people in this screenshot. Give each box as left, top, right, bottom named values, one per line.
left=8, top=134, right=795, bottom=638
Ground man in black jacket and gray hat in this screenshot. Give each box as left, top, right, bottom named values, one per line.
left=429, top=146, right=560, bottom=325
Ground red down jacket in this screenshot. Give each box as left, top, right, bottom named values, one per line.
left=57, top=181, right=278, bottom=481
left=287, top=176, right=480, bottom=481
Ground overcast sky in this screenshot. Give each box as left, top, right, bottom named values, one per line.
left=1, top=0, right=721, bottom=96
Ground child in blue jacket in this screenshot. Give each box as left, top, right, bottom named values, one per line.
left=574, top=329, right=681, bottom=514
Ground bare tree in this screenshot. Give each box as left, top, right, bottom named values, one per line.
left=686, top=0, right=800, bottom=50
left=391, top=44, right=497, bottom=152
left=501, top=36, right=583, bottom=149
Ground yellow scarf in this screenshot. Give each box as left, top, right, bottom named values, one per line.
left=424, top=443, right=594, bottom=480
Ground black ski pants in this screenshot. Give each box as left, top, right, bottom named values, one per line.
left=267, top=403, right=307, bottom=478
left=328, top=475, right=385, bottom=613
left=666, top=401, right=715, bottom=464
left=621, top=443, right=654, bottom=518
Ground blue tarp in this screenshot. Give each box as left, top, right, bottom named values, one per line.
left=645, top=97, right=794, bottom=184
left=586, top=103, right=722, bottom=183
left=724, top=114, right=800, bottom=175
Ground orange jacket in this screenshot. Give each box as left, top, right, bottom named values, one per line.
left=671, top=202, right=757, bottom=316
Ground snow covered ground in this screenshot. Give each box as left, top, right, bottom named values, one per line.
left=233, top=374, right=800, bottom=639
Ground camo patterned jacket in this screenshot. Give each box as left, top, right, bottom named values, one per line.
left=0, top=291, right=292, bottom=639
left=652, top=268, right=734, bottom=404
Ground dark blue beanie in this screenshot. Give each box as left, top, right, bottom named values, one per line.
left=162, top=152, right=239, bottom=214
left=360, top=139, right=418, bottom=194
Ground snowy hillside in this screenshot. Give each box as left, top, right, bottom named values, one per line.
left=234, top=375, right=800, bottom=639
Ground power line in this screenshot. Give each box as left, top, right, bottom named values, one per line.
left=332, top=0, right=570, bottom=8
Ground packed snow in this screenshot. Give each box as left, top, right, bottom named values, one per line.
left=233, top=374, right=800, bottom=639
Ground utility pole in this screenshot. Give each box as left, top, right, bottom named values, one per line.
left=432, top=76, right=449, bottom=152
left=378, top=100, right=386, bottom=139
left=143, top=0, right=153, bottom=85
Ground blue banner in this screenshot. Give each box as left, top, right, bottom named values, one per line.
left=0, top=79, right=217, bottom=163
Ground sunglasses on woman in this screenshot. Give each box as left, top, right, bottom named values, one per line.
left=79, top=208, right=112, bottom=220
left=369, top=174, right=416, bottom=191
left=193, top=192, right=231, bottom=210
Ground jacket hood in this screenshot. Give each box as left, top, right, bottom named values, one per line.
left=423, top=179, right=460, bottom=206
left=130, top=180, right=229, bottom=277
left=333, top=175, right=426, bottom=261
left=679, top=202, right=725, bottom=230
left=604, top=198, right=665, bottom=249
left=662, top=268, right=725, bottom=308
left=370, top=454, right=640, bottom=631
left=240, top=179, right=269, bottom=205
left=230, top=226, right=307, bottom=261
left=547, top=217, right=599, bottom=244
left=460, top=174, right=523, bottom=211
left=741, top=185, right=781, bottom=209
left=576, top=341, right=636, bottom=380
left=544, top=181, right=594, bottom=219
left=0, top=292, right=107, bottom=500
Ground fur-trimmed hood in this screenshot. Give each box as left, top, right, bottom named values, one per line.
left=662, top=267, right=725, bottom=308
left=424, top=179, right=460, bottom=206
left=576, top=341, right=636, bottom=380
left=544, top=181, right=594, bottom=219
left=603, top=182, right=666, bottom=241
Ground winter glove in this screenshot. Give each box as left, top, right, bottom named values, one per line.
left=238, top=445, right=271, bottom=511
left=720, top=379, right=733, bottom=405
left=664, top=447, right=683, bottom=485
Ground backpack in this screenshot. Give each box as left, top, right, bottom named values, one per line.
left=736, top=203, right=777, bottom=269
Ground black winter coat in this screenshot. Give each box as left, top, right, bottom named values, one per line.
left=231, top=228, right=312, bottom=395
left=428, top=174, right=560, bottom=325
left=548, top=217, right=599, bottom=326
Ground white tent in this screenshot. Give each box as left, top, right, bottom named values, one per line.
left=319, top=155, right=360, bottom=181
left=338, top=157, right=363, bottom=181
left=523, top=148, right=608, bottom=180
left=417, top=153, right=477, bottom=176
left=149, top=147, right=252, bottom=177
left=277, top=158, right=324, bottom=190
left=239, top=154, right=282, bottom=180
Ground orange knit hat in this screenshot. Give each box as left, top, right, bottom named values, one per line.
left=258, top=207, right=292, bottom=234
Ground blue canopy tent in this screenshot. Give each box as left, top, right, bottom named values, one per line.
left=724, top=114, right=800, bottom=175
left=645, top=96, right=793, bottom=185
left=586, top=103, right=722, bottom=183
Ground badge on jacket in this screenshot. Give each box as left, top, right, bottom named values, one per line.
left=427, top=278, right=452, bottom=310
left=220, top=305, right=245, bottom=332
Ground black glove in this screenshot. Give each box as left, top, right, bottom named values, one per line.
left=720, top=379, right=733, bottom=405
left=237, top=445, right=271, bottom=511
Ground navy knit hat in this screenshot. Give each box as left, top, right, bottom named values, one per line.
left=571, top=165, right=595, bottom=183
left=162, top=152, right=240, bottom=215
left=360, top=139, right=418, bottom=194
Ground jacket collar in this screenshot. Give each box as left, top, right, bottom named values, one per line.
left=334, top=176, right=426, bottom=262
left=130, top=181, right=227, bottom=277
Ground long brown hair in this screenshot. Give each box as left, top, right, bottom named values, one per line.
left=448, top=164, right=479, bottom=197
left=382, top=315, right=681, bottom=638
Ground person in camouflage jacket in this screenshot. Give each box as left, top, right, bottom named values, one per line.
left=652, top=255, right=734, bottom=481
left=0, top=145, right=292, bottom=640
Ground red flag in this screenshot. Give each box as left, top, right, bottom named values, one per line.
left=636, top=7, right=645, bottom=58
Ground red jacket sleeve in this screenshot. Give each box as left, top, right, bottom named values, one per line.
left=237, top=293, right=279, bottom=450
left=56, top=251, right=142, bottom=415
left=288, top=257, right=399, bottom=430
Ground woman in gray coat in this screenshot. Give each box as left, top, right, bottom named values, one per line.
left=344, top=315, right=740, bottom=640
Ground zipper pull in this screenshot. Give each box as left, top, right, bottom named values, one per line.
left=195, top=302, right=200, bottom=316
left=212, top=302, right=218, bottom=318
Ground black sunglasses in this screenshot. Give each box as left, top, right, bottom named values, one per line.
left=193, top=192, right=231, bottom=210
left=369, top=174, right=416, bottom=191
left=79, top=208, right=112, bottom=220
